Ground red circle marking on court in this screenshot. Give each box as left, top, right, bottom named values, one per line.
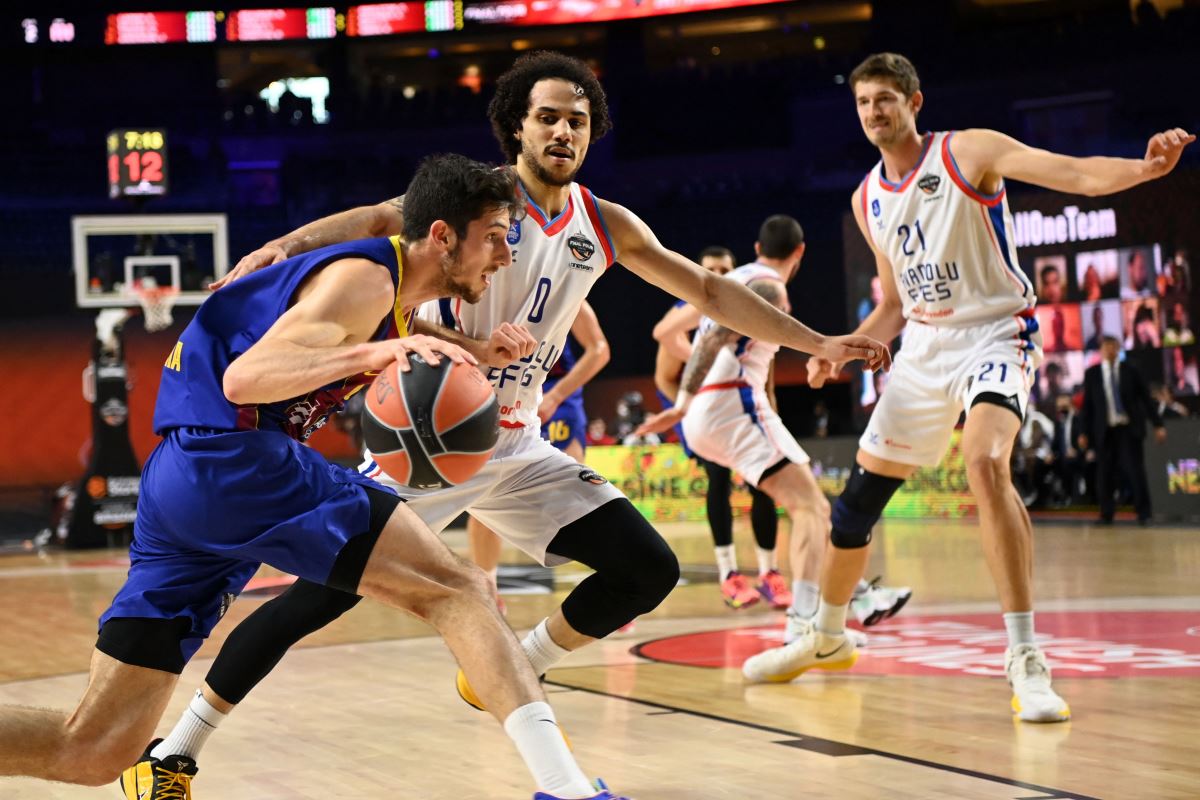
left=635, top=611, right=1200, bottom=678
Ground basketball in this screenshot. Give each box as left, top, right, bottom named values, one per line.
left=361, top=355, right=499, bottom=489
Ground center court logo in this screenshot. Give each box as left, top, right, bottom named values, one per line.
left=568, top=233, right=595, bottom=262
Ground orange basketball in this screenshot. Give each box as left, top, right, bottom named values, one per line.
left=361, top=354, right=499, bottom=489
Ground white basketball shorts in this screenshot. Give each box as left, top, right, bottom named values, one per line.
left=860, top=313, right=1042, bottom=468
left=682, top=381, right=809, bottom=487
left=361, top=426, right=624, bottom=566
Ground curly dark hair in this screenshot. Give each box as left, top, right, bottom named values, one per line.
left=402, top=153, right=520, bottom=242
left=488, top=51, right=613, bottom=165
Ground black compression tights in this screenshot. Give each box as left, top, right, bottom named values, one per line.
left=205, top=498, right=680, bottom=705
left=702, top=460, right=778, bottom=551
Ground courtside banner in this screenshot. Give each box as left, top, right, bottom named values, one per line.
left=1147, top=417, right=1200, bottom=522
left=588, top=435, right=977, bottom=521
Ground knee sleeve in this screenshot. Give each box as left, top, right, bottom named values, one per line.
left=549, top=499, right=680, bottom=638
left=830, top=467, right=905, bottom=549
left=205, top=579, right=361, bottom=705
left=96, top=617, right=194, bottom=674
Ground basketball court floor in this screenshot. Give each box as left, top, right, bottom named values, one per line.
left=2, top=518, right=1198, bottom=799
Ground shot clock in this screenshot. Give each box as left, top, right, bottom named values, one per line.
left=107, top=129, right=168, bottom=199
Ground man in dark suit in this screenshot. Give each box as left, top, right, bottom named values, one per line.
left=1079, top=336, right=1167, bottom=524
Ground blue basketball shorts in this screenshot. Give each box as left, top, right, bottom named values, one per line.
left=541, top=397, right=587, bottom=452
left=99, top=427, right=392, bottom=665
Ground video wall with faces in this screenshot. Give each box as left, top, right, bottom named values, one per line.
left=842, top=171, right=1200, bottom=418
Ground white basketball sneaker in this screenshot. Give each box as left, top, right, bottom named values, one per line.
left=784, top=611, right=868, bottom=648
left=851, top=577, right=913, bottom=627
left=744, top=628, right=859, bottom=683
left=1006, top=644, right=1071, bottom=723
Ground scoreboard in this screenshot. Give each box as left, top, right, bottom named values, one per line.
left=107, top=129, right=168, bottom=199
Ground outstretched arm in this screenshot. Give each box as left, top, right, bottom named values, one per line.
left=538, top=300, right=610, bottom=423
left=599, top=198, right=890, bottom=372
left=949, top=128, right=1195, bottom=198
left=212, top=197, right=405, bottom=289
left=411, top=317, right=537, bottom=368
left=809, top=185, right=906, bottom=389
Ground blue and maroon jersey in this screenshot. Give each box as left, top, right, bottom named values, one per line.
left=153, top=237, right=407, bottom=441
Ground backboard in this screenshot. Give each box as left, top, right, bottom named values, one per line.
left=73, top=214, right=228, bottom=308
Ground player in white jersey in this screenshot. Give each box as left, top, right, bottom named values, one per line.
left=641, top=217, right=909, bottom=638
left=743, top=52, right=1194, bottom=724
left=133, top=52, right=890, bottom=798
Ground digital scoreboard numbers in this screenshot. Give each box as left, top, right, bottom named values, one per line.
left=105, top=12, right=217, bottom=44
left=107, top=130, right=168, bottom=199
left=226, top=8, right=336, bottom=41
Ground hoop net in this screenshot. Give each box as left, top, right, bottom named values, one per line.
left=133, top=285, right=180, bottom=333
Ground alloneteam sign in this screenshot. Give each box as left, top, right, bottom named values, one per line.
left=635, top=612, right=1200, bottom=678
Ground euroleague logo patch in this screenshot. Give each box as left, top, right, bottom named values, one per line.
left=568, top=233, right=595, bottom=262
left=507, top=218, right=522, bottom=245
left=917, top=173, right=941, bottom=195
left=578, top=469, right=608, bottom=485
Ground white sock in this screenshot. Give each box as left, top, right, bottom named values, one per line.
left=504, top=701, right=595, bottom=798
left=790, top=580, right=820, bottom=619
left=755, top=547, right=776, bottom=576
left=814, top=599, right=849, bottom=637
left=714, top=545, right=738, bottom=581
left=151, top=690, right=226, bottom=761
left=1003, top=611, right=1036, bottom=648
left=522, top=619, right=572, bottom=677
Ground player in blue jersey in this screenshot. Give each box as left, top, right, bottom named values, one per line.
left=0, top=155, right=616, bottom=800
left=468, top=299, right=610, bottom=611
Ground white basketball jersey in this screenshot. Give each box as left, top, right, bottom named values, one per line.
left=696, top=263, right=788, bottom=390
left=861, top=131, right=1034, bottom=327
left=417, top=181, right=615, bottom=429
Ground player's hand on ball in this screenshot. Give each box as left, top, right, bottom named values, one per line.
left=370, top=335, right=478, bottom=372
left=635, top=407, right=685, bottom=437
left=820, top=335, right=891, bottom=373
left=807, top=357, right=843, bottom=389
left=211, top=243, right=290, bottom=290
left=485, top=323, right=538, bottom=367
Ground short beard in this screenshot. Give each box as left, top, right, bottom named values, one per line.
left=519, top=138, right=579, bottom=187
left=439, top=245, right=484, bottom=304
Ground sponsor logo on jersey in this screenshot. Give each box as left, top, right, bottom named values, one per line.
left=578, top=468, right=608, bottom=485
left=917, top=173, right=941, bottom=195
left=506, top=218, right=522, bottom=245
left=568, top=233, right=595, bottom=262
left=871, top=199, right=881, bottom=217
left=568, top=262, right=594, bottom=272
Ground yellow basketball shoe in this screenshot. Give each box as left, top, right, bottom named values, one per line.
left=743, top=629, right=859, bottom=683
left=120, top=739, right=197, bottom=800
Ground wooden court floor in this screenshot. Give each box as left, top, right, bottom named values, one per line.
left=1, top=518, right=1198, bottom=799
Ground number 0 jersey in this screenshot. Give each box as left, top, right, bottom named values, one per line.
left=860, top=131, right=1035, bottom=327
left=420, top=180, right=615, bottom=429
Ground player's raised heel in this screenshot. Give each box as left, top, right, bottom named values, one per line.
left=119, top=739, right=197, bottom=800
left=534, top=778, right=632, bottom=799
left=743, top=631, right=859, bottom=683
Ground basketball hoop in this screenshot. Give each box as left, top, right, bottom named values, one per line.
left=132, top=283, right=180, bottom=333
